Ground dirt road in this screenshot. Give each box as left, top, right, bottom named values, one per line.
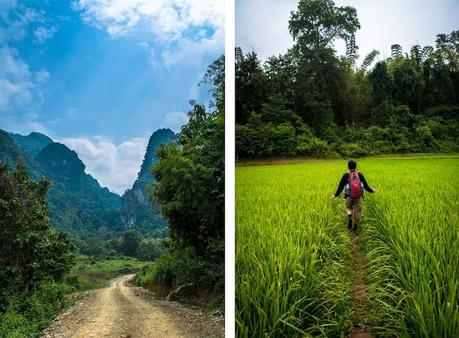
left=41, top=275, right=224, bottom=338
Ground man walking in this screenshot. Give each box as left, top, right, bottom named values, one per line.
left=330, top=160, right=377, bottom=231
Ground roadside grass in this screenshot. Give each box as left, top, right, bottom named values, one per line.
left=66, top=255, right=147, bottom=290
left=133, top=249, right=224, bottom=309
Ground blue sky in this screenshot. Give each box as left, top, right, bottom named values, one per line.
left=237, top=0, right=459, bottom=61
left=0, top=0, right=224, bottom=193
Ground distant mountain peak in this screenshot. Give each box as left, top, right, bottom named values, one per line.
left=36, top=142, right=86, bottom=183
left=9, top=131, right=53, bottom=156
left=28, top=131, right=53, bottom=140
left=138, top=128, right=175, bottom=179
left=121, top=128, right=175, bottom=232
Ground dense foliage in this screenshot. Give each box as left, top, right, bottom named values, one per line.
left=138, top=56, right=225, bottom=296
left=0, top=162, right=74, bottom=336
left=236, top=0, right=459, bottom=159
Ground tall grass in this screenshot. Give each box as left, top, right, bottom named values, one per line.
left=360, top=158, right=459, bottom=337
left=236, top=162, right=353, bottom=337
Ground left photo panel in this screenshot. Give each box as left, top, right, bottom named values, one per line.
left=0, top=1, right=225, bottom=337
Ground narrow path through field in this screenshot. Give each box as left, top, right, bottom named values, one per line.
left=349, top=231, right=374, bottom=338
left=41, top=274, right=224, bottom=338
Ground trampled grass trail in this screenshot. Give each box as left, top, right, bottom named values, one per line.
left=348, top=230, right=373, bottom=338
left=236, top=156, right=459, bottom=338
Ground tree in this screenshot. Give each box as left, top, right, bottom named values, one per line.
left=289, top=0, right=360, bottom=51
left=360, top=50, right=380, bottom=72
left=137, top=238, right=164, bottom=261
left=369, top=61, right=393, bottom=107
left=264, top=52, right=297, bottom=107
left=288, top=0, right=360, bottom=133
left=235, top=48, right=268, bottom=124
left=151, top=56, right=224, bottom=257
left=0, top=162, right=74, bottom=306
left=119, top=230, right=143, bottom=257
left=389, top=58, right=424, bottom=113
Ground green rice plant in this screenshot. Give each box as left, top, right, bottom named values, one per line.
left=359, top=158, right=459, bottom=337
left=236, top=156, right=459, bottom=337
left=236, top=162, right=353, bottom=337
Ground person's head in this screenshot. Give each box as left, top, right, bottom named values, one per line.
left=348, top=160, right=357, bottom=170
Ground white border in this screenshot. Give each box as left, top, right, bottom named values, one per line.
left=224, top=0, right=235, bottom=336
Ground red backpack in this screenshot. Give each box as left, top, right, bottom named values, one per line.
left=347, top=171, right=362, bottom=198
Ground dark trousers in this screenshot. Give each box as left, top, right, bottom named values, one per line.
left=345, top=196, right=363, bottom=225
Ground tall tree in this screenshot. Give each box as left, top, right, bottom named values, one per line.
left=288, top=0, right=360, bottom=133
left=235, top=48, right=267, bottom=124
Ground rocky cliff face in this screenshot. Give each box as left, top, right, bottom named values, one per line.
left=121, top=128, right=175, bottom=235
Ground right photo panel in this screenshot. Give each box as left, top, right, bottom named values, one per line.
left=235, top=0, right=459, bottom=337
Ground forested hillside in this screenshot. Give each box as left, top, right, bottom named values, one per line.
left=236, top=0, right=459, bottom=159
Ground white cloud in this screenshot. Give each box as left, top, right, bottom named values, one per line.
left=0, top=6, right=45, bottom=44
left=33, top=26, right=57, bottom=43
left=0, top=4, right=52, bottom=129
left=0, top=47, right=50, bottom=114
left=161, top=26, right=224, bottom=66
left=163, top=111, right=188, bottom=132
left=60, top=136, right=149, bottom=194
left=0, top=47, right=34, bottom=109
left=74, top=0, right=224, bottom=65
left=35, top=69, right=50, bottom=82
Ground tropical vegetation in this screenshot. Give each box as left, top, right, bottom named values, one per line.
left=236, top=0, right=459, bottom=159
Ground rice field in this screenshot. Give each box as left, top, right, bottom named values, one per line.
left=236, top=156, right=459, bottom=337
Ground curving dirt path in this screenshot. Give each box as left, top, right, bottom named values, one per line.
left=348, top=231, right=373, bottom=338
left=41, top=275, right=224, bottom=338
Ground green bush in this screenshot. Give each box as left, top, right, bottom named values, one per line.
left=137, top=238, right=164, bottom=261
left=270, top=123, right=297, bottom=156
left=134, top=247, right=223, bottom=293
left=297, top=135, right=330, bottom=157
left=0, top=281, right=71, bottom=338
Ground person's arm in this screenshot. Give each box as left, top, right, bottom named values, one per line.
left=359, top=173, right=375, bottom=193
left=333, top=173, right=348, bottom=197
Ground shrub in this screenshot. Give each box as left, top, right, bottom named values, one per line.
left=134, top=247, right=223, bottom=294
left=0, top=281, right=71, bottom=338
